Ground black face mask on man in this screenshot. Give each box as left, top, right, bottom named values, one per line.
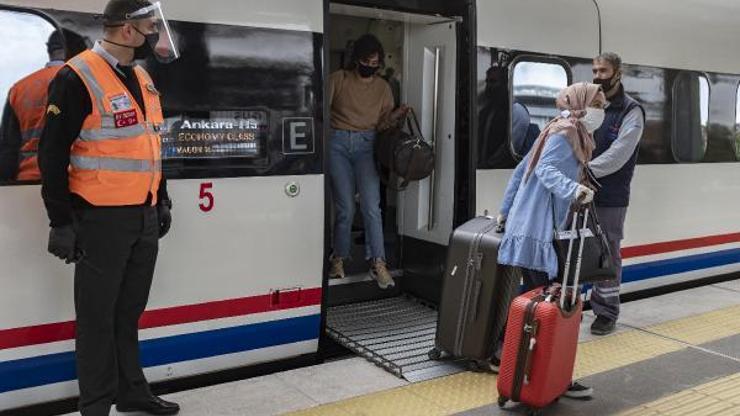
left=593, top=70, right=622, bottom=98
left=132, top=25, right=159, bottom=60
left=357, top=63, right=377, bottom=78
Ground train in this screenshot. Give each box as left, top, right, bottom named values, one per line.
left=0, top=0, right=738, bottom=412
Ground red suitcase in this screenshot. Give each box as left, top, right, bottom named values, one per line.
left=496, top=209, right=589, bottom=415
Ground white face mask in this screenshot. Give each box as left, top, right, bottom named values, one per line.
left=581, top=107, right=606, bottom=133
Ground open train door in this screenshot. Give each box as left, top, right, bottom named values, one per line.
left=397, top=18, right=458, bottom=299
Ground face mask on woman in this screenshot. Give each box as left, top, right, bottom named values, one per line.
left=581, top=107, right=606, bottom=133
left=357, top=63, right=378, bottom=78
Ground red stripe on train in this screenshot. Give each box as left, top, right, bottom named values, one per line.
left=0, top=287, right=322, bottom=351
left=622, top=232, right=740, bottom=259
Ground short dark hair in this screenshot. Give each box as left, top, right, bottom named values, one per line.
left=102, top=0, right=153, bottom=26
left=350, top=34, right=385, bottom=69
left=594, top=52, right=622, bottom=72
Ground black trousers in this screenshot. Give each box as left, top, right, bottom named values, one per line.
left=73, top=205, right=158, bottom=416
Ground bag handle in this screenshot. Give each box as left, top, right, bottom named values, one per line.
left=406, top=107, right=425, bottom=142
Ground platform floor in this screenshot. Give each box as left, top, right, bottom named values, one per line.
left=63, top=279, right=740, bottom=416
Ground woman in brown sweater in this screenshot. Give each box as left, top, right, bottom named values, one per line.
left=327, top=34, right=407, bottom=288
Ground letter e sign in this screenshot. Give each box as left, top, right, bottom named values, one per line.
left=282, top=117, right=315, bottom=155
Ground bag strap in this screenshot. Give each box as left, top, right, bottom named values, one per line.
left=407, top=107, right=425, bottom=142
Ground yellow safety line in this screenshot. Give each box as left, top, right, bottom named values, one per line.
left=619, top=372, right=740, bottom=415
left=646, top=305, right=740, bottom=346
left=285, top=304, right=740, bottom=416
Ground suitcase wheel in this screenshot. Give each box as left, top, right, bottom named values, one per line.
left=427, top=347, right=443, bottom=361
left=468, top=360, right=484, bottom=372
left=527, top=409, right=542, bottom=416
left=497, top=396, right=508, bottom=408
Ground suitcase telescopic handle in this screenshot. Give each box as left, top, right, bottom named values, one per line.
left=570, top=207, right=590, bottom=306
left=560, top=210, right=579, bottom=310
left=559, top=207, right=589, bottom=309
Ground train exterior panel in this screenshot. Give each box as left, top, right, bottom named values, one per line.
left=0, top=0, right=326, bottom=410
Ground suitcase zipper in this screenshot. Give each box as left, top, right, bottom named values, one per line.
left=512, top=295, right=543, bottom=402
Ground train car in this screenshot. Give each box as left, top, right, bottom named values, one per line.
left=0, top=0, right=738, bottom=413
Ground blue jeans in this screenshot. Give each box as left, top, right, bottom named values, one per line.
left=329, top=129, right=385, bottom=261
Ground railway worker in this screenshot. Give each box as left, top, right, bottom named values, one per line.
left=497, top=82, right=607, bottom=399
left=589, top=52, right=646, bottom=336
left=327, top=33, right=408, bottom=289
left=0, top=29, right=86, bottom=181
left=38, top=0, right=179, bottom=414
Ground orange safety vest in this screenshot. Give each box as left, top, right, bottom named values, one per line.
left=8, top=65, right=62, bottom=181
left=66, top=50, right=163, bottom=206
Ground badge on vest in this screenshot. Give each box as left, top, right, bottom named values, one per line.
left=145, top=84, right=160, bottom=96
left=110, top=93, right=133, bottom=112
left=114, top=109, right=138, bottom=128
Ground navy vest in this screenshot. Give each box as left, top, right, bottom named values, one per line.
left=592, top=88, right=645, bottom=207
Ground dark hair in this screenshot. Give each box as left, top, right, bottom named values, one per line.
left=102, top=0, right=153, bottom=26
left=349, top=34, right=385, bottom=69
left=46, top=28, right=89, bottom=59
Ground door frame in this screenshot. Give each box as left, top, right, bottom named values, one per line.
left=319, top=0, right=477, bottom=309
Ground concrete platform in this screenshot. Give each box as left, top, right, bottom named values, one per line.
left=62, top=279, right=740, bottom=416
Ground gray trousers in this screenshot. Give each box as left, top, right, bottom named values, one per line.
left=590, top=206, right=628, bottom=321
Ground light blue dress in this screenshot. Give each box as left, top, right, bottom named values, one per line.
left=498, top=134, right=582, bottom=278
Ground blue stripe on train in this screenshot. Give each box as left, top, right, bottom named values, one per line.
left=623, top=248, right=740, bottom=283
left=2, top=249, right=740, bottom=394
left=0, top=314, right=321, bottom=394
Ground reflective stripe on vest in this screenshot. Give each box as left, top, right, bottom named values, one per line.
left=66, top=50, right=163, bottom=206
left=79, top=124, right=148, bottom=142
left=70, top=155, right=161, bottom=172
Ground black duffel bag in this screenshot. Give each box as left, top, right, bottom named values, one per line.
left=553, top=202, right=618, bottom=284
left=375, top=108, right=435, bottom=189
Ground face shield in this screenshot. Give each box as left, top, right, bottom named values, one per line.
left=127, top=1, right=179, bottom=63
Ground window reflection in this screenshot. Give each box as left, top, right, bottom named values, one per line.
left=0, top=10, right=57, bottom=183
left=510, top=61, right=568, bottom=156
left=0, top=11, right=54, bottom=116
left=672, top=72, right=709, bottom=162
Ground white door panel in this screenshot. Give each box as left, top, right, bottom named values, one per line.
left=398, top=22, right=457, bottom=246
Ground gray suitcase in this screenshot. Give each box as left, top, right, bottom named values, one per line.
left=429, top=216, right=519, bottom=369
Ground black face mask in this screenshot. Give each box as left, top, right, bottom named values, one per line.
left=357, top=63, right=377, bottom=78
left=592, top=77, right=612, bottom=88
left=133, top=32, right=159, bottom=60
left=126, top=23, right=159, bottom=60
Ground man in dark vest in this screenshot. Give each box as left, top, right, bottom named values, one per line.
left=589, top=52, right=645, bottom=335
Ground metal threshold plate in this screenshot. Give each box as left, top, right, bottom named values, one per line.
left=326, top=296, right=466, bottom=382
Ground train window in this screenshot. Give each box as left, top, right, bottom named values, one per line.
left=736, top=83, right=740, bottom=158
left=0, top=9, right=57, bottom=183
left=510, top=60, right=568, bottom=157
left=151, top=22, right=322, bottom=179
left=672, top=72, right=709, bottom=162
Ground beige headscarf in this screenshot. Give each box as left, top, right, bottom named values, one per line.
left=524, top=82, right=606, bottom=181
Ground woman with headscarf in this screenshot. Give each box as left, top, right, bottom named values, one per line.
left=495, top=83, right=606, bottom=398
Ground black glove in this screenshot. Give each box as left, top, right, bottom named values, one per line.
left=157, top=203, right=172, bottom=238
left=48, top=225, right=77, bottom=262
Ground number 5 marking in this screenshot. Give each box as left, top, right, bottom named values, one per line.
left=199, top=182, right=214, bottom=212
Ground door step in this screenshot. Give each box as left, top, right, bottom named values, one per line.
left=326, top=296, right=466, bottom=382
